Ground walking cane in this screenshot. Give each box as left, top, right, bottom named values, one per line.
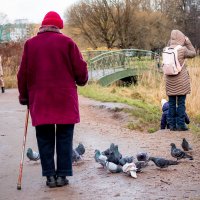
left=17, top=108, right=29, bottom=190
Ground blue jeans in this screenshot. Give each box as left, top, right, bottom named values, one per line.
left=36, top=124, right=74, bottom=177
left=168, top=95, right=186, bottom=129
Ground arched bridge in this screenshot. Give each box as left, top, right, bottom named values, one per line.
left=82, top=49, right=159, bottom=86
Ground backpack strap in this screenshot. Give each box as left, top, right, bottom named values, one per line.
left=174, top=45, right=185, bottom=68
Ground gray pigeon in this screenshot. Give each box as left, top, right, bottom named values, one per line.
left=72, top=143, right=86, bottom=163
left=105, top=161, right=123, bottom=173
left=134, top=161, right=148, bottom=172
left=75, top=143, right=85, bottom=155
left=181, top=138, right=192, bottom=151
left=94, top=149, right=107, bottom=167
left=136, top=152, right=149, bottom=162
left=72, top=149, right=81, bottom=163
left=170, top=143, right=193, bottom=160
left=149, top=157, right=178, bottom=168
left=107, top=151, right=120, bottom=165
left=102, top=143, right=115, bottom=156
left=119, top=156, right=134, bottom=166
left=110, top=144, right=122, bottom=160
left=26, top=148, right=40, bottom=161
left=106, top=143, right=122, bottom=165
left=102, top=148, right=110, bottom=156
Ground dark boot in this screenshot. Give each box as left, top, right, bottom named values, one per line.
left=46, top=176, right=57, bottom=188
left=56, top=176, right=69, bottom=187
left=169, top=126, right=177, bottom=131
left=1, top=87, right=5, bottom=93
left=177, top=126, right=189, bottom=131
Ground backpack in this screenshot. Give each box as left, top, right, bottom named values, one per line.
left=162, top=45, right=184, bottom=75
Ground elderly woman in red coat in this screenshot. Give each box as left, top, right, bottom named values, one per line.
left=17, top=11, right=88, bottom=188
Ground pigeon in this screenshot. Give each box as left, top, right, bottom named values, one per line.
left=110, top=144, right=122, bottom=160
left=26, top=148, right=40, bottom=161
left=94, top=149, right=107, bottom=167
left=105, top=161, right=123, bottom=173
left=101, top=143, right=115, bottom=156
left=181, top=138, right=192, bottom=151
left=102, top=148, right=110, bottom=156
left=107, top=151, right=120, bottom=165
left=72, top=143, right=86, bottom=163
left=122, top=162, right=138, bottom=178
left=75, top=143, right=85, bottom=155
left=119, top=156, right=134, bottom=166
left=149, top=157, right=178, bottom=168
left=72, top=149, right=81, bottom=163
left=106, top=143, right=122, bottom=165
left=134, top=161, right=148, bottom=172
left=170, top=143, right=193, bottom=160
left=136, top=152, right=149, bottom=162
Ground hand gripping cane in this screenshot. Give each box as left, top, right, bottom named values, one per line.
left=17, top=108, right=29, bottom=190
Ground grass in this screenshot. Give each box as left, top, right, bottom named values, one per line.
left=4, top=75, right=17, bottom=88
left=78, top=84, right=161, bottom=133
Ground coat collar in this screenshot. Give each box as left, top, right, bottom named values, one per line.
left=38, top=25, right=61, bottom=34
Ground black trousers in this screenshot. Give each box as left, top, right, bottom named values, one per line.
left=35, top=124, right=74, bottom=177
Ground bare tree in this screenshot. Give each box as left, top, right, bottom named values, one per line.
left=65, top=0, right=199, bottom=49
left=66, top=0, right=118, bottom=48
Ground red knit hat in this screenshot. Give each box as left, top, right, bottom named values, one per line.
left=42, top=11, right=63, bottom=29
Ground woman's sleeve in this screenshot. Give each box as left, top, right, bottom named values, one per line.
left=17, top=42, right=29, bottom=105
left=69, top=41, right=88, bottom=86
left=184, top=38, right=196, bottom=58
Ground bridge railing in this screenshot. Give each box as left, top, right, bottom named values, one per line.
left=82, top=49, right=159, bottom=80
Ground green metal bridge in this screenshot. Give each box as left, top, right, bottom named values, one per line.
left=82, top=49, right=159, bottom=86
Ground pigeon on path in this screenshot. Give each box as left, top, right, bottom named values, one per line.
left=134, top=161, right=148, bottom=172
left=75, top=143, right=85, bottom=155
left=119, top=156, right=134, bottom=166
left=94, top=149, right=107, bottom=167
left=149, top=157, right=178, bottom=168
left=105, top=161, right=122, bottom=173
left=106, top=143, right=122, bottom=165
left=136, top=152, right=149, bottom=162
left=26, top=148, right=40, bottom=161
left=181, top=138, right=192, bottom=151
left=72, top=143, right=86, bottom=162
left=170, top=143, right=193, bottom=160
left=102, top=143, right=115, bottom=156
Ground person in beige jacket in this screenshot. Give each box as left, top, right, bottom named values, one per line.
left=165, top=30, right=196, bottom=131
left=0, top=55, right=5, bottom=93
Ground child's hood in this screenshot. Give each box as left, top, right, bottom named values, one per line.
left=162, top=102, right=169, bottom=112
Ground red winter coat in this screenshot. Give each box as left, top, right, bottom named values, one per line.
left=17, top=27, right=88, bottom=126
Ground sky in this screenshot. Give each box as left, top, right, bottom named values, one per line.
left=0, top=0, right=78, bottom=23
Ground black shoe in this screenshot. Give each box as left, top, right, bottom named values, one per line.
left=177, top=127, right=189, bottom=131
left=56, top=176, right=69, bottom=187
left=1, top=87, right=5, bottom=93
left=46, top=176, right=57, bottom=188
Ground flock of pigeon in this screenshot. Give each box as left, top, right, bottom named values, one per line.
left=94, top=138, right=193, bottom=178
left=26, top=138, right=193, bottom=179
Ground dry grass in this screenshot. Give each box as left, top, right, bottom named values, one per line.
left=130, top=57, right=200, bottom=117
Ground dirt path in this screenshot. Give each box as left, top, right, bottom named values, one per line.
left=0, top=89, right=200, bottom=200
